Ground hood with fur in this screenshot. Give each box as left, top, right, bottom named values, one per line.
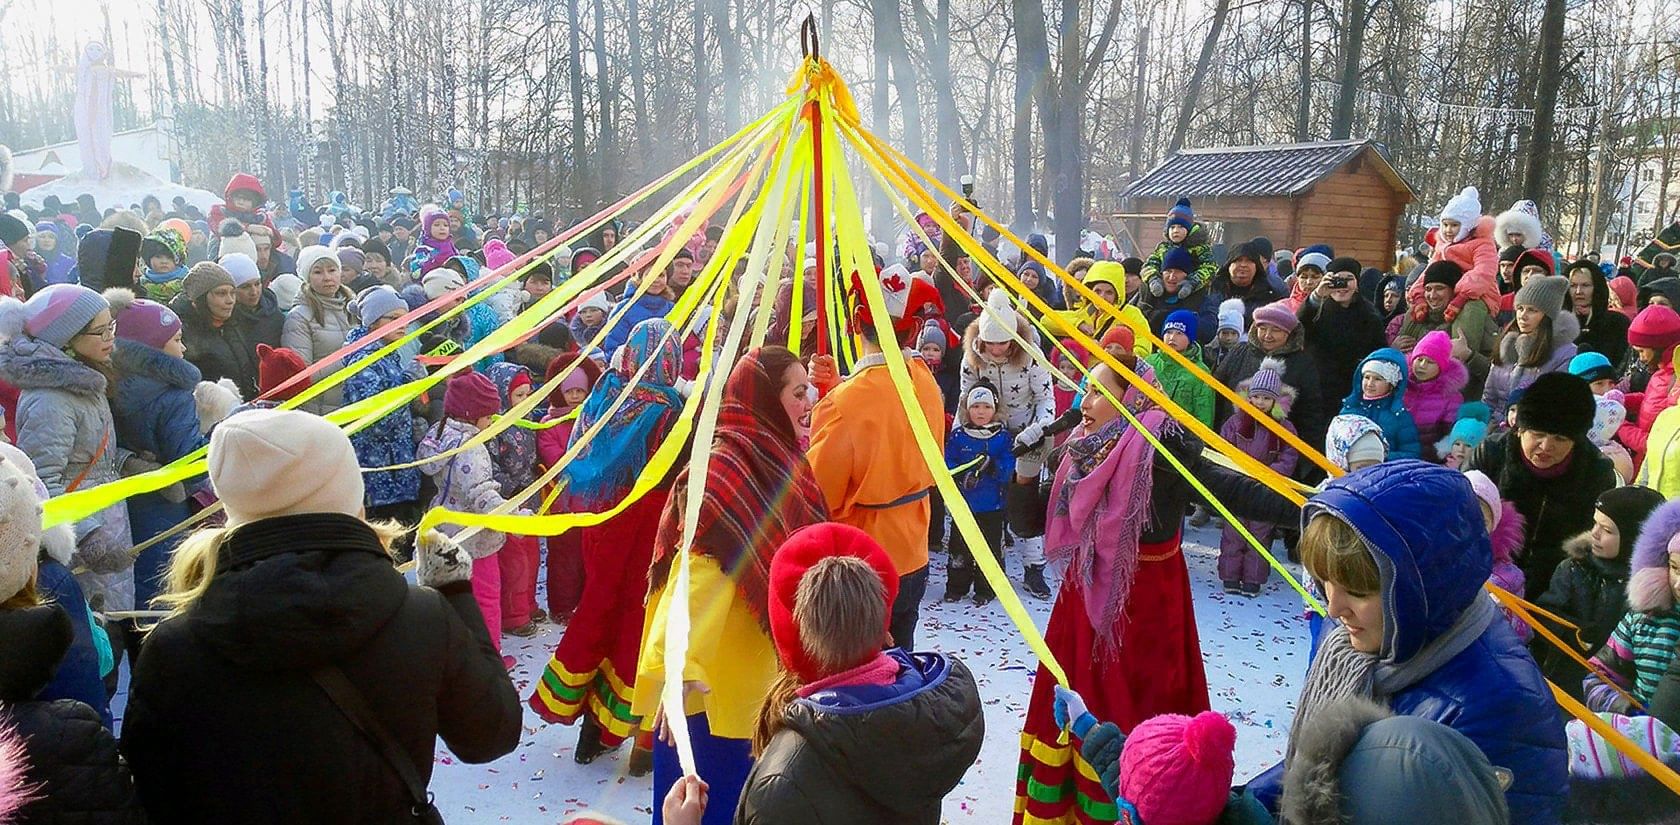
left=1629, top=498, right=1680, bottom=613
left=1494, top=200, right=1547, bottom=251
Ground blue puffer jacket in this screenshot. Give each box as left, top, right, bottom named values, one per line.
left=341, top=327, right=423, bottom=508
left=111, top=339, right=206, bottom=608
left=1338, top=347, right=1421, bottom=460
left=602, top=290, right=674, bottom=358
left=1248, top=461, right=1567, bottom=823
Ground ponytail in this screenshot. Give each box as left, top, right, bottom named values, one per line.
left=751, top=670, right=803, bottom=757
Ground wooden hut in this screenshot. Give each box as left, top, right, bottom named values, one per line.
left=1118, top=140, right=1414, bottom=270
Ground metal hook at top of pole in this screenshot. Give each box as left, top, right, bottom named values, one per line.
left=800, top=13, right=820, bottom=60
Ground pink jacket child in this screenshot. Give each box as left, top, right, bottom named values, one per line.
left=1402, top=331, right=1469, bottom=462
left=1215, top=358, right=1300, bottom=595
left=1406, top=187, right=1501, bottom=324
left=1618, top=304, right=1680, bottom=464
left=535, top=352, right=603, bottom=620
left=1466, top=470, right=1532, bottom=642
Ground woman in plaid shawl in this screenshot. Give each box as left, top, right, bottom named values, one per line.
left=529, top=318, right=686, bottom=773
left=631, top=344, right=827, bottom=824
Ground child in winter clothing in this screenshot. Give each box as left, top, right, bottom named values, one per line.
left=1433, top=403, right=1491, bottom=469
left=1592, top=390, right=1636, bottom=482
left=1051, top=686, right=1240, bottom=825
left=1536, top=485, right=1665, bottom=702
left=418, top=371, right=524, bottom=656
left=341, top=285, right=424, bottom=528
left=536, top=352, right=603, bottom=620
left=1339, top=348, right=1421, bottom=460
left=1141, top=198, right=1217, bottom=299
left=1217, top=359, right=1299, bottom=595
left=942, top=383, right=1016, bottom=605
left=570, top=289, right=611, bottom=362
left=1617, top=304, right=1680, bottom=464
left=140, top=228, right=189, bottom=302
left=487, top=362, right=544, bottom=636
left=1143, top=309, right=1215, bottom=428
left=412, top=205, right=459, bottom=278
left=1405, top=186, right=1501, bottom=324
left=1569, top=351, right=1619, bottom=394
left=1584, top=498, right=1680, bottom=713
left=1207, top=298, right=1245, bottom=371
left=1326, top=413, right=1389, bottom=472
left=1465, top=470, right=1531, bottom=641
left=1403, top=331, right=1468, bottom=462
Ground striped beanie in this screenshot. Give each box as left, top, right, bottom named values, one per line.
left=4, top=284, right=110, bottom=349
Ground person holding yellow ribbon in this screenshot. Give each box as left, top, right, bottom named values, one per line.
left=632, top=345, right=828, bottom=825
left=1007, top=357, right=1297, bottom=824
left=529, top=318, right=686, bottom=774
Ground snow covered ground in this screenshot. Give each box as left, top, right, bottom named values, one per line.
left=111, top=521, right=1310, bottom=823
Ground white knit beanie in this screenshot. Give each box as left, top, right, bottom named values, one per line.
left=269, top=272, right=303, bottom=311
left=220, top=252, right=262, bottom=288
left=1438, top=187, right=1483, bottom=241
left=978, top=289, right=1018, bottom=344
left=422, top=268, right=467, bottom=300
left=0, top=455, right=45, bottom=604
left=577, top=290, right=611, bottom=314
left=210, top=408, right=365, bottom=526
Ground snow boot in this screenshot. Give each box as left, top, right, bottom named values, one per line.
left=574, top=716, right=609, bottom=765
left=1223, top=580, right=1243, bottom=595
left=627, top=745, right=654, bottom=777
left=1242, top=582, right=1262, bottom=597
left=1023, top=564, right=1051, bottom=599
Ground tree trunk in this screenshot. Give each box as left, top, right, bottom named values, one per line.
left=593, top=0, right=615, bottom=203
left=1329, top=0, right=1369, bottom=139
left=1127, top=17, right=1149, bottom=179
left=626, top=0, right=652, bottom=159
left=156, top=0, right=180, bottom=103
left=567, top=0, right=587, bottom=201
left=1522, top=0, right=1565, bottom=203
left=715, top=0, right=741, bottom=134
left=693, top=0, right=709, bottom=150
left=1168, top=0, right=1231, bottom=152
left=1013, top=0, right=1050, bottom=232
left=1295, top=0, right=1311, bottom=140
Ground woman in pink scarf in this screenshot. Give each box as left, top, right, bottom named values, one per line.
left=1008, top=358, right=1299, bottom=824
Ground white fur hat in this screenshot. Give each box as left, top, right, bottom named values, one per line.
left=269, top=272, right=303, bottom=311
left=1438, top=187, right=1483, bottom=241
left=1494, top=200, right=1544, bottom=250
left=978, top=289, right=1018, bottom=344
left=0, top=452, right=44, bottom=604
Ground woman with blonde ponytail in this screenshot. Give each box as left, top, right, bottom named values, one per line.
left=120, top=408, right=523, bottom=824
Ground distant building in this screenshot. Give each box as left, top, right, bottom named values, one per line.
left=7, top=122, right=180, bottom=193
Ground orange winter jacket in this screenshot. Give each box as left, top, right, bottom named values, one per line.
left=807, top=353, right=946, bottom=575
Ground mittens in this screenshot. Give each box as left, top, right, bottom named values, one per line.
left=416, top=529, right=473, bottom=587
left=1147, top=277, right=1165, bottom=297
left=73, top=535, right=133, bottom=574
left=1080, top=721, right=1125, bottom=801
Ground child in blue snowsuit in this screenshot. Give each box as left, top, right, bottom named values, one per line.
left=942, top=382, right=1015, bottom=605
left=1338, top=347, right=1421, bottom=460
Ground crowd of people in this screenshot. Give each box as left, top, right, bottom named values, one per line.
left=1, top=172, right=1680, bottom=825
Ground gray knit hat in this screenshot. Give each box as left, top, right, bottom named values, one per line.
left=1514, top=274, right=1569, bottom=318
left=0, top=284, right=111, bottom=350
left=183, top=261, right=235, bottom=304
left=352, top=284, right=408, bottom=327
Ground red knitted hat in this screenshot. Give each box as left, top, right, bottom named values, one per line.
left=256, top=343, right=310, bottom=400
left=1099, top=325, right=1135, bottom=352
left=1629, top=304, right=1680, bottom=350
left=444, top=372, right=502, bottom=421
left=769, top=523, right=900, bottom=682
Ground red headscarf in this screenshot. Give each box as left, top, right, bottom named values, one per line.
left=648, top=346, right=828, bottom=630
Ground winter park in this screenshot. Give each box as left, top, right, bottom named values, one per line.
left=3, top=0, right=1680, bottom=823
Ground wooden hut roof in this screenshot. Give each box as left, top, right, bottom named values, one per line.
left=1121, top=139, right=1414, bottom=202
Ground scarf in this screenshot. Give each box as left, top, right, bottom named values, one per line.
left=1282, top=591, right=1497, bottom=814
left=1044, top=406, right=1170, bottom=656
left=564, top=318, right=684, bottom=507
left=646, top=350, right=828, bottom=631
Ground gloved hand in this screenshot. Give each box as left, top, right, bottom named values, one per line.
left=1147, top=276, right=1165, bottom=297
left=73, top=535, right=133, bottom=575
left=810, top=354, right=840, bottom=395
left=416, top=529, right=473, bottom=587
left=1053, top=684, right=1092, bottom=734
left=1080, top=720, right=1125, bottom=801
left=1177, top=280, right=1194, bottom=299
left=1014, top=422, right=1047, bottom=452
left=156, top=481, right=188, bottom=504
left=1015, top=451, right=1045, bottom=482
left=121, top=454, right=162, bottom=478
left=674, top=378, right=695, bottom=398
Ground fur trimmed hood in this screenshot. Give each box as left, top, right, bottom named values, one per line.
left=1630, top=499, right=1680, bottom=613
left=1282, top=696, right=1395, bottom=823
left=1494, top=200, right=1547, bottom=251
left=962, top=308, right=1038, bottom=371
left=1490, top=501, right=1525, bottom=566
left=113, top=337, right=201, bottom=391
left=0, top=335, right=106, bottom=398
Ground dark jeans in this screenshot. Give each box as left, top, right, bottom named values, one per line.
left=890, top=565, right=929, bottom=651
left=945, top=509, right=1006, bottom=599
left=928, top=489, right=947, bottom=551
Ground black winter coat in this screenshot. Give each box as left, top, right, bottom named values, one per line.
left=121, top=514, right=522, bottom=824
left=1297, top=293, right=1388, bottom=418
left=1212, top=330, right=1328, bottom=470
left=1204, top=265, right=1286, bottom=329
left=734, top=651, right=983, bottom=825
left=1007, top=425, right=1300, bottom=541
left=1532, top=534, right=1631, bottom=701
left=235, top=288, right=287, bottom=351
left=1572, top=259, right=1631, bottom=368
left=168, top=294, right=260, bottom=400
left=0, top=604, right=146, bottom=824
left=1467, top=433, right=1617, bottom=596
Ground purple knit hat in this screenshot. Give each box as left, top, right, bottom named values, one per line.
left=1628, top=497, right=1680, bottom=613
left=12, top=284, right=110, bottom=349
left=1247, top=359, right=1285, bottom=398
left=1251, top=300, right=1299, bottom=333
left=109, top=289, right=183, bottom=351
left=443, top=372, right=501, bottom=421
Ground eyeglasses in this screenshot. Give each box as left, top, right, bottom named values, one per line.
left=77, top=321, right=117, bottom=340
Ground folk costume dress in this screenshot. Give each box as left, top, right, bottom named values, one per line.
left=631, top=348, right=828, bottom=825
left=1012, top=364, right=1297, bottom=825
left=529, top=319, right=685, bottom=749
